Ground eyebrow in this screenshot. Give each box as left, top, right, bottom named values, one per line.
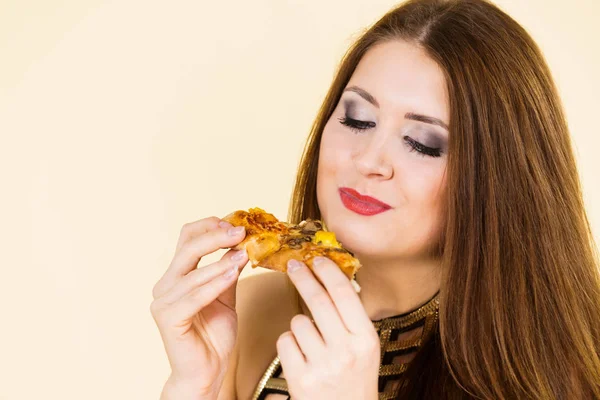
left=343, top=85, right=449, bottom=131
left=405, top=112, right=449, bottom=131
left=344, top=86, right=380, bottom=107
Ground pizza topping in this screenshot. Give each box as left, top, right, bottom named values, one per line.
left=286, top=237, right=304, bottom=249
left=312, top=231, right=341, bottom=248
left=300, top=220, right=323, bottom=234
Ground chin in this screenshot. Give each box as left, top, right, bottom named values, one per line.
left=325, top=215, right=392, bottom=259
left=325, top=210, right=434, bottom=262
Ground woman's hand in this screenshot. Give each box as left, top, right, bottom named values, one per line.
left=150, top=217, right=248, bottom=399
left=277, top=257, right=381, bottom=400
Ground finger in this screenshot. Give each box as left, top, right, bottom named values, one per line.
left=153, top=216, right=228, bottom=300
left=289, top=314, right=326, bottom=362
left=277, top=331, right=306, bottom=377
left=286, top=259, right=347, bottom=343
left=160, top=249, right=248, bottom=305
left=154, top=225, right=246, bottom=299
left=173, top=225, right=246, bottom=276
left=310, top=256, right=372, bottom=334
left=175, top=217, right=223, bottom=252
left=166, top=267, right=242, bottom=323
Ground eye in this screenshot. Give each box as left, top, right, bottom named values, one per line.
left=404, top=136, right=442, bottom=158
left=338, top=116, right=376, bottom=134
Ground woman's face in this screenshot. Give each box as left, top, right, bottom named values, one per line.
left=316, top=40, right=449, bottom=263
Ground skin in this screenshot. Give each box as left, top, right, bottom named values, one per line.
left=278, top=257, right=380, bottom=400
left=151, top=218, right=250, bottom=399
left=276, top=39, right=451, bottom=399
left=316, top=39, right=449, bottom=320
left=152, top=39, right=451, bottom=400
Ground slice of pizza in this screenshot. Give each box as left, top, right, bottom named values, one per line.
left=222, top=207, right=362, bottom=292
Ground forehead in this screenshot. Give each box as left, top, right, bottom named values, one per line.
left=347, top=40, right=449, bottom=123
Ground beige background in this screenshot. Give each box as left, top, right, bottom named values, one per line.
left=1, top=0, right=598, bottom=399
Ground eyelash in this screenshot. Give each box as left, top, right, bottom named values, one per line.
left=337, top=116, right=442, bottom=158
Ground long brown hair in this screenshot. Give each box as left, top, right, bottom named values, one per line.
left=286, top=0, right=600, bottom=398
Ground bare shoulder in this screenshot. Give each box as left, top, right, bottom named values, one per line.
left=235, top=271, right=299, bottom=399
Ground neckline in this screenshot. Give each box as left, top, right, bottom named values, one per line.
left=369, top=289, right=440, bottom=323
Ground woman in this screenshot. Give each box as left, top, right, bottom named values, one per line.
left=151, top=0, right=600, bottom=398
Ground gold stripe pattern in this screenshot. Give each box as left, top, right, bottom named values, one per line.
left=264, top=377, right=288, bottom=392
left=252, top=356, right=283, bottom=400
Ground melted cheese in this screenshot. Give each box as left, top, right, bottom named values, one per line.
left=312, top=231, right=341, bottom=248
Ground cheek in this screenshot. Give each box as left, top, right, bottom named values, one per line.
left=322, top=122, right=352, bottom=154
left=317, top=124, right=353, bottom=217
left=318, top=125, right=353, bottom=177
left=379, top=163, right=446, bottom=253
left=401, top=166, right=447, bottom=236
left=397, top=158, right=446, bottom=204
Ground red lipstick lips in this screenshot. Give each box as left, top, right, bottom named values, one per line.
left=339, top=187, right=392, bottom=216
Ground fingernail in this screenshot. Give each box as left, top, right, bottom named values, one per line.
left=287, top=259, right=303, bottom=273
left=224, top=266, right=237, bottom=278
left=231, top=249, right=246, bottom=261
left=312, top=256, right=326, bottom=268
left=228, top=226, right=245, bottom=236
left=219, top=220, right=233, bottom=229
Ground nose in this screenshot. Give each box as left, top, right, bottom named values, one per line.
left=352, top=135, right=393, bottom=180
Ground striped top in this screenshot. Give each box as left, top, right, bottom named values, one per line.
left=252, top=291, right=440, bottom=400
